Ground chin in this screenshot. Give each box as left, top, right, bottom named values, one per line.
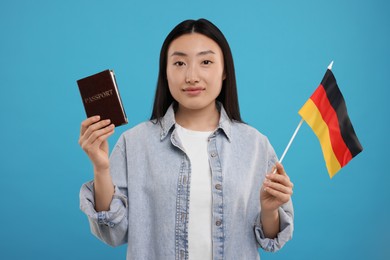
left=178, top=100, right=217, bottom=111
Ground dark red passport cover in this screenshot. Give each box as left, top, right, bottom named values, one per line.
left=77, top=69, right=128, bottom=127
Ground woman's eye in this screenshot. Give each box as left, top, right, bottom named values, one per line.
left=202, top=60, right=213, bottom=65
left=174, top=61, right=185, bottom=66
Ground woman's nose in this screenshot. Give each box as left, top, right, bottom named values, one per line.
left=185, top=65, right=200, bottom=84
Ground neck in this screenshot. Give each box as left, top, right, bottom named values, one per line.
left=175, top=103, right=220, bottom=131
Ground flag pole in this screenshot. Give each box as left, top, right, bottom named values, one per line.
left=272, top=119, right=304, bottom=173
left=328, top=61, right=334, bottom=70
left=278, top=119, right=304, bottom=164
left=273, top=60, right=334, bottom=174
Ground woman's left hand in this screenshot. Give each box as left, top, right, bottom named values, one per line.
left=260, top=163, right=293, bottom=212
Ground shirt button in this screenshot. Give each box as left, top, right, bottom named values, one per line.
left=216, top=220, right=222, bottom=226
left=210, top=152, right=217, bottom=157
left=215, top=184, right=222, bottom=190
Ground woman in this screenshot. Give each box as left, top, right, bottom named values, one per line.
left=79, top=18, right=294, bottom=259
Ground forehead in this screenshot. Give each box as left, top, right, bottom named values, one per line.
left=168, top=33, right=222, bottom=55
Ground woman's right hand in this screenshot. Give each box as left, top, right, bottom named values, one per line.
left=78, top=116, right=115, bottom=172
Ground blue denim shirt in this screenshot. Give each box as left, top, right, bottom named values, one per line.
left=80, top=104, right=294, bottom=260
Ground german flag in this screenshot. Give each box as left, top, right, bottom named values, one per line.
left=298, top=68, right=363, bottom=178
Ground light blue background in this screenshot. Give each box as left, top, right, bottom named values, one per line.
left=1, top=0, right=388, bottom=259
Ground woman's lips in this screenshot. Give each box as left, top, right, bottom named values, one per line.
left=183, top=87, right=205, bottom=96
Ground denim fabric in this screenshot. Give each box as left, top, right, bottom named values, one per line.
left=80, top=103, right=294, bottom=260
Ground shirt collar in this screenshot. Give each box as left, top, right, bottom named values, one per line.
left=159, top=102, right=232, bottom=142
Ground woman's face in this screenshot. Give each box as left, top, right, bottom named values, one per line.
left=166, top=33, right=225, bottom=113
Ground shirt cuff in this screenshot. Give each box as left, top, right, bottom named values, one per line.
left=80, top=181, right=128, bottom=228
left=254, top=202, right=294, bottom=252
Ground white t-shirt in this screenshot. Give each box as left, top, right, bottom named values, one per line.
left=175, top=124, right=213, bottom=259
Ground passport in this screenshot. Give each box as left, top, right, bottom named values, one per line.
left=77, top=69, right=128, bottom=127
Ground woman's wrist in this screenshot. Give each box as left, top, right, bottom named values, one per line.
left=261, top=209, right=279, bottom=222
left=260, top=209, right=280, bottom=239
left=93, top=165, right=110, bottom=176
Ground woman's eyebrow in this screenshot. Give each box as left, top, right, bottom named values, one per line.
left=197, top=50, right=215, bottom=56
left=170, top=50, right=216, bottom=57
left=170, top=51, right=187, bottom=57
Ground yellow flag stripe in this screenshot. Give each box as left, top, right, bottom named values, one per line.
left=299, top=99, right=341, bottom=178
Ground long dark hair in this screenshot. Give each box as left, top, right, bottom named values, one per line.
left=150, top=18, right=242, bottom=122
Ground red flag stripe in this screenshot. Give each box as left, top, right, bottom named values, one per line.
left=310, top=85, right=353, bottom=167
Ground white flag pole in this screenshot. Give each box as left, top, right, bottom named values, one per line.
left=272, top=61, right=334, bottom=174
left=328, top=61, right=334, bottom=70
left=278, top=119, right=304, bottom=164
left=272, top=119, right=304, bottom=174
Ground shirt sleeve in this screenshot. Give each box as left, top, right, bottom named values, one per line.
left=79, top=181, right=128, bottom=247
left=79, top=135, right=129, bottom=247
left=254, top=199, right=294, bottom=252
left=254, top=136, right=294, bottom=252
